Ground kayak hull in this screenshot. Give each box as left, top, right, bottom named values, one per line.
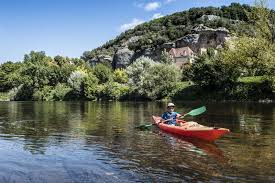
left=152, top=116, right=229, bottom=142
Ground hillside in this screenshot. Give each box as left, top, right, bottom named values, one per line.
left=81, top=3, right=254, bottom=68
left=1, top=1, right=273, bottom=102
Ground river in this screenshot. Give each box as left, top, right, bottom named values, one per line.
left=0, top=101, right=274, bottom=182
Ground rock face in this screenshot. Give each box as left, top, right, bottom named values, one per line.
left=88, top=55, right=113, bottom=66
left=90, top=21, right=230, bottom=68
left=112, top=47, right=135, bottom=68
left=110, top=25, right=230, bottom=68
left=199, top=15, right=221, bottom=22
left=160, top=42, right=175, bottom=49
left=176, top=24, right=230, bottom=53
left=175, top=34, right=200, bottom=52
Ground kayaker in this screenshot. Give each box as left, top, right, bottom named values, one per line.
left=161, top=103, right=182, bottom=125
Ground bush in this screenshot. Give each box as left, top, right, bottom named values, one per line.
left=226, top=78, right=273, bottom=100
left=83, top=74, right=99, bottom=100
left=100, top=82, right=129, bottom=100
left=159, top=50, right=174, bottom=64
left=52, top=83, right=72, bottom=101
left=93, top=63, right=112, bottom=84
left=113, top=69, right=128, bottom=84
left=9, top=84, right=34, bottom=101
left=33, top=86, right=54, bottom=101
left=0, top=92, right=9, bottom=101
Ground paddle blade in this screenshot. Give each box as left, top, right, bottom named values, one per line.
left=182, top=106, right=206, bottom=118
left=135, top=124, right=153, bottom=129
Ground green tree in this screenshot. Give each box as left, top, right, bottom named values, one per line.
left=33, top=86, right=54, bottom=101
left=159, top=50, right=174, bottom=64
left=184, top=53, right=240, bottom=89
left=54, top=55, right=67, bottom=66
left=70, top=58, right=86, bottom=66
left=9, top=84, right=34, bottom=101
left=142, top=63, right=181, bottom=99
left=0, top=62, right=22, bottom=91
left=21, top=64, right=51, bottom=89
left=222, top=37, right=275, bottom=76
left=67, top=70, right=87, bottom=95
left=52, top=83, right=72, bottom=101
left=126, top=56, right=155, bottom=96
left=24, top=51, right=52, bottom=65
left=93, top=63, right=113, bottom=84
left=83, top=73, right=99, bottom=100
left=247, top=0, right=275, bottom=43
left=113, top=69, right=128, bottom=83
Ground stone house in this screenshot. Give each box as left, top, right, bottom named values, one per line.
left=168, top=47, right=195, bottom=67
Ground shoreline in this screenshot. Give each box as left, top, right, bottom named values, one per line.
left=0, top=98, right=274, bottom=103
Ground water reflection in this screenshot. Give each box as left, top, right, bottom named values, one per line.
left=157, top=131, right=226, bottom=162
left=0, top=101, right=274, bottom=182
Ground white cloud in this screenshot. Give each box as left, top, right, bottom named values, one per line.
left=144, top=2, right=161, bottom=11
left=119, top=18, right=145, bottom=31
left=164, top=0, right=176, bottom=5
left=166, top=0, right=176, bottom=3
left=152, top=13, right=164, bottom=19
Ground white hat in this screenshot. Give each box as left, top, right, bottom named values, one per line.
left=167, top=103, right=175, bottom=107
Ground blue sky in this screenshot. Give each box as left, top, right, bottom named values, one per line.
left=0, top=0, right=274, bottom=63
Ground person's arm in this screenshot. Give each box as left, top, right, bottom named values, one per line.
left=161, top=113, right=172, bottom=123
left=176, top=113, right=182, bottom=118
left=176, top=112, right=185, bottom=126
left=161, top=118, right=173, bottom=123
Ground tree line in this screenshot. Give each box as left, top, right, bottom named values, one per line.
left=0, top=1, right=274, bottom=101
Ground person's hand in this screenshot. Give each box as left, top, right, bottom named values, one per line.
left=164, top=118, right=172, bottom=122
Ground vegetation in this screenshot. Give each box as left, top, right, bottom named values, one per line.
left=0, top=2, right=274, bottom=101
left=159, top=50, right=174, bottom=65
left=183, top=51, right=240, bottom=89
left=178, top=0, right=274, bottom=101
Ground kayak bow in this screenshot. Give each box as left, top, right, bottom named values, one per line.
left=152, top=116, right=229, bottom=142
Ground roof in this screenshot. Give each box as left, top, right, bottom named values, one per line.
left=169, top=47, right=194, bottom=58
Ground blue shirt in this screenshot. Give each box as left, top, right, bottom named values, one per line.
left=161, top=112, right=179, bottom=125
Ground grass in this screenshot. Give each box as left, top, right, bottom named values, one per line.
left=238, top=76, right=265, bottom=83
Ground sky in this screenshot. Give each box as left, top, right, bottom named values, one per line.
left=0, top=0, right=275, bottom=63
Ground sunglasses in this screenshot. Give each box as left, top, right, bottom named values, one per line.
left=168, top=106, right=175, bottom=109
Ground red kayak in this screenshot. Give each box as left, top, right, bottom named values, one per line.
left=152, top=116, right=230, bottom=142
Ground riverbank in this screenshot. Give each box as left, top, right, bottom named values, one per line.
left=0, top=92, right=9, bottom=101
left=1, top=76, right=273, bottom=102
left=1, top=82, right=274, bottom=103
left=172, top=77, right=274, bottom=102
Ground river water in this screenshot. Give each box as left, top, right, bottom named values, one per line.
left=0, top=101, right=274, bottom=182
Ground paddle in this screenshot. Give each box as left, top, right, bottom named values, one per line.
left=180, top=106, right=206, bottom=119
left=135, top=119, right=172, bottom=129
left=135, top=106, right=206, bottom=129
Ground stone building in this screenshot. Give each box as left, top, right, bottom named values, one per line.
left=168, top=47, right=195, bottom=67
